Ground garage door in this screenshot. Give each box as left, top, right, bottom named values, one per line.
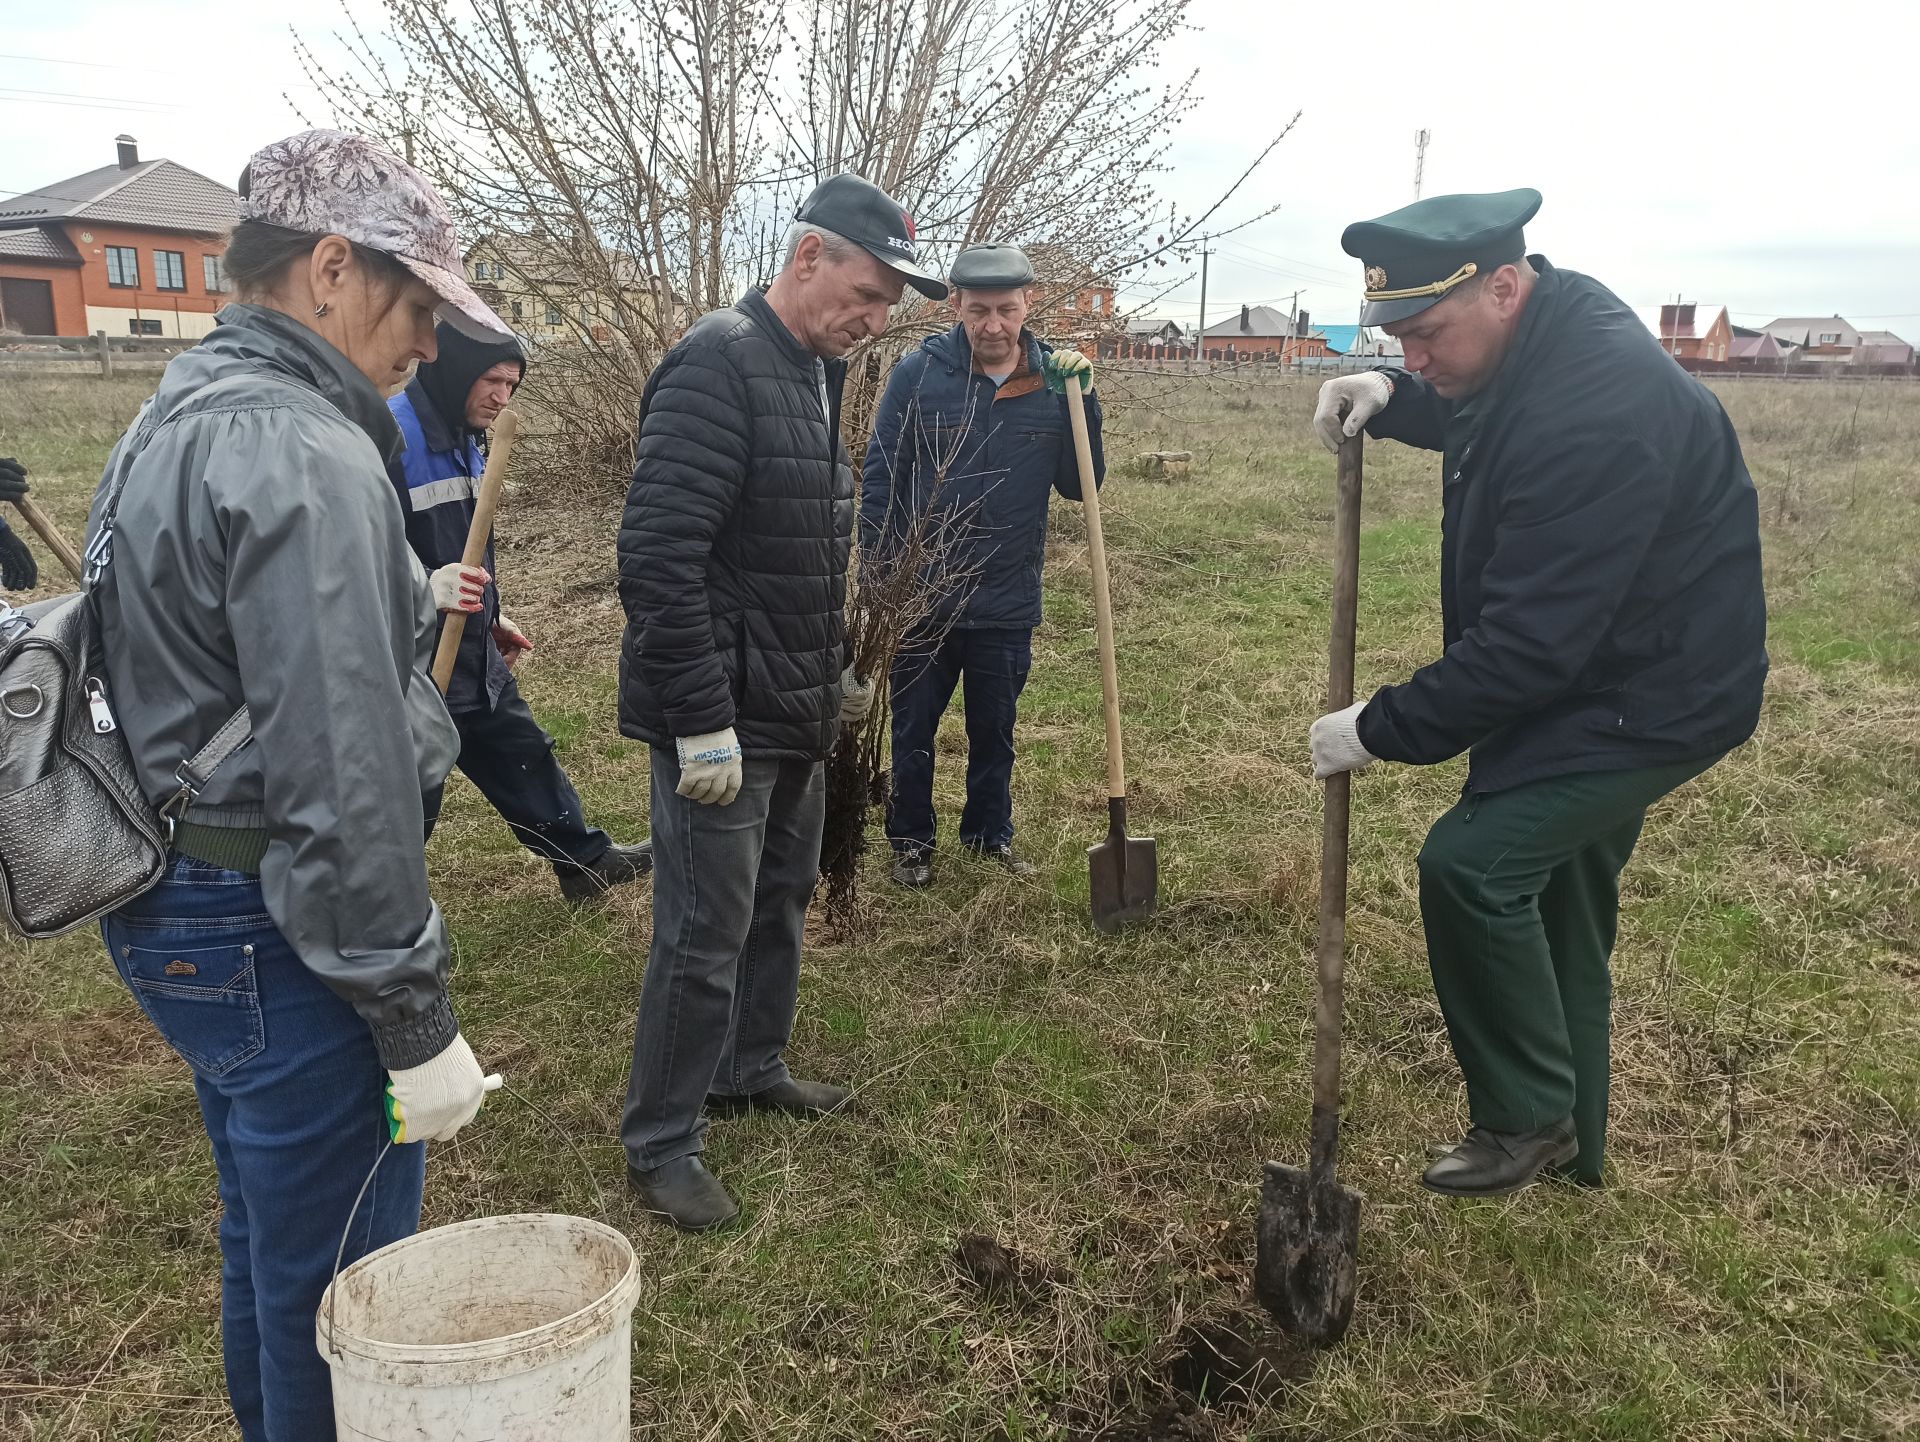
left=0, top=277, right=57, bottom=336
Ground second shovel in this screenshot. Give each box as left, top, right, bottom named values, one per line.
left=1063, top=375, right=1157, bottom=933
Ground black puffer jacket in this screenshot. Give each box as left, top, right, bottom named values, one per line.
left=617, top=287, right=852, bottom=760
left=1356, top=257, right=1768, bottom=793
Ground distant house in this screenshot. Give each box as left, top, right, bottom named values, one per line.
left=0, top=135, right=239, bottom=338
left=465, top=233, right=686, bottom=345
left=1760, top=315, right=1863, bottom=362
left=1025, top=243, right=1117, bottom=344
left=1127, top=318, right=1184, bottom=347
left=1858, top=330, right=1915, bottom=366
left=1199, top=304, right=1330, bottom=363
left=1316, top=323, right=1400, bottom=359
left=1655, top=302, right=1732, bottom=362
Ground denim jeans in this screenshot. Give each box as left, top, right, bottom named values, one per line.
left=103, top=856, right=425, bottom=1442
left=621, top=750, right=824, bottom=1170
left=886, top=626, right=1033, bottom=855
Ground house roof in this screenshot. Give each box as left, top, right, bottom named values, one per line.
left=1858, top=330, right=1912, bottom=347
left=1658, top=303, right=1727, bottom=340
left=1760, top=315, right=1861, bottom=347
left=1125, top=318, right=1182, bottom=338
left=0, top=224, right=82, bottom=264
left=1201, top=304, right=1298, bottom=339
left=1728, top=333, right=1782, bottom=360
left=0, top=158, right=240, bottom=236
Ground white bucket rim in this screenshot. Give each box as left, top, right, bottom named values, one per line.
left=318, top=1212, right=642, bottom=1369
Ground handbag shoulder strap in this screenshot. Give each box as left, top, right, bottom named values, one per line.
left=90, top=369, right=335, bottom=818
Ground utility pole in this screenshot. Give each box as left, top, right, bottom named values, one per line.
left=1284, top=289, right=1299, bottom=367
left=1195, top=233, right=1213, bottom=364
left=1413, top=128, right=1430, bottom=200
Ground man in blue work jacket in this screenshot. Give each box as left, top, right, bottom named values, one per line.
left=860, top=243, right=1103, bottom=888
left=390, top=323, right=651, bottom=904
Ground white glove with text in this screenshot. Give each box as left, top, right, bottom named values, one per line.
left=675, top=727, right=744, bottom=806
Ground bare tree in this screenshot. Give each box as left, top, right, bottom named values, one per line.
left=297, top=0, right=1290, bottom=485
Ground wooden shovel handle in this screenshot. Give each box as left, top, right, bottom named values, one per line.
left=1066, top=379, right=1125, bottom=801
left=11, top=498, right=84, bottom=583
left=431, top=408, right=520, bottom=694
left=1311, top=434, right=1363, bottom=1136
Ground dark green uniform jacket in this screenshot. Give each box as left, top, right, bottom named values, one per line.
left=1357, top=257, right=1768, bottom=794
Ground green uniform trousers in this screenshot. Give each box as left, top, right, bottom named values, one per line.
left=1416, top=756, right=1719, bottom=1182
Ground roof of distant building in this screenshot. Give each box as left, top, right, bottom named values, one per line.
left=0, top=157, right=239, bottom=236
left=1858, top=329, right=1912, bottom=347
left=0, top=224, right=82, bottom=264
left=1201, top=304, right=1301, bottom=338
left=1729, top=333, right=1783, bottom=360
left=1657, top=302, right=1727, bottom=341
left=1760, top=315, right=1862, bottom=347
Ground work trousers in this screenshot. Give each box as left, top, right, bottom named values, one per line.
left=886, top=626, right=1033, bottom=855
left=1416, top=756, right=1720, bottom=1182
left=621, top=751, right=825, bottom=1169
left=449, top=676, right=611, bottom=870
left=103, top=857, right=425, bottom=1442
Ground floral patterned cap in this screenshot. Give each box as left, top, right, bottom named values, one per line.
left=241, top=129, right=509, bottom=340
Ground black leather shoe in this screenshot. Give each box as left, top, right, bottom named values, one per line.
left=891, top=850, right=933, bottom=889
left=627, top=1156, right=739, bottom=1232
left=706, top=1077, right=854, bottom=1118
left=1429, top=1137, right=1604, bottom=1190
left=964, top=842, right=1036, bottom=878
left=558, top=840, right=653, bottom=905
left=1421, top=1121, right=1578, bottom=1197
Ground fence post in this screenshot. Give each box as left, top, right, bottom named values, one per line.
left=95, top=329, right=114, bottom=380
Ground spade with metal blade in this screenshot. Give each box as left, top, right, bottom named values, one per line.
left=1254, top=432, right=1366, bottom=1345
left=1063, top=374, right=1156, bottom=933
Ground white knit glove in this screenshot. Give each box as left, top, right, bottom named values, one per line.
left=384, top=1033, right=501, bottom=1144
left=675, top=727, right=744, bottom=806
left=1311, top=373, right=1393, bottom=453
left=1309, top=701, right=1377, bottom=780
left=429, top=563, right=489, bottom=614
left=492, top=612, right=533, bottom=669
left=838, top=667, right=876, bottom=725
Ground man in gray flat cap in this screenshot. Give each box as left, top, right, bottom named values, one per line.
left=860, top=242, right=1103, bottom=889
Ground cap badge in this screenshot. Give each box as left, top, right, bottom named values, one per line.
left=1364, top=265, right=1388, bottom=291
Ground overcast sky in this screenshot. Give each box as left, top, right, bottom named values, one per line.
left=3, top=0, right=1915, bottom=339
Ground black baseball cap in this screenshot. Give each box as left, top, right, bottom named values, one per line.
left=795, top=174, right=948, bottom=300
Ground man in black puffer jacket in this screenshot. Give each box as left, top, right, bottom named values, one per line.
left=617, top=173, right=948, bottom=1231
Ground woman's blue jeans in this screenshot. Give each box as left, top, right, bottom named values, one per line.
left=103, top=855, right=425, bottom=1442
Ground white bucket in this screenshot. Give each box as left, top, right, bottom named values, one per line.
left=318, top=1212, right=642, bottom=1441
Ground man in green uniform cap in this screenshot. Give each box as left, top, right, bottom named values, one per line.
left=1307, top=188, right=1767, bottom=1195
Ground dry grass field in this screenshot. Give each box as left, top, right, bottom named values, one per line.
left=1, top=369, right=1916, bottom=1440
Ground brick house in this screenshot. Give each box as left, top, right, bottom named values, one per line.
left=1759, top=315, right=1863, bottom=363
left=1655, top=302, right=1732, bottom=362
left=1199, top=304, right=1330, bottom=363
left=0, top=136, right=239, bottom=339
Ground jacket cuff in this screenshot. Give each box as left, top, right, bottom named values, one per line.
left=1355, top=689, right=1413, bottom=764
left=371, top=994, right=459, bottom=1070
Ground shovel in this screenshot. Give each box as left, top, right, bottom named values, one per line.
left=9, top=497, right=85, bottom=583
left=1254, top=432, right=1365, bottom=1345
left=431, top=407, right=521, bottom=694
left=1064, top=375, right=1156, bottom=933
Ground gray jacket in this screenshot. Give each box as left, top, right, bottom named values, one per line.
left=87, top=303, right=461, bottom=1069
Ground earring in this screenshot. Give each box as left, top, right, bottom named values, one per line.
left=314, top=303, right=330, bottom=318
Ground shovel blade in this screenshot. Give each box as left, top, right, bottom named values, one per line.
left=1254, top=1160, right=1363, bottom=1345
left=1088, top=832, right=1157, bottom=933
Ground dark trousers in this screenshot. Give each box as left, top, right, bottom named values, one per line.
left=621, top=751, right=825, bottom=1170
left=1416, top=757, right=1719, bottom=1181
left=450, top=676, right=611, bottom=870
left=103, top=857, right=426, bottom=1442
left=886, top=627, right=1033, bottom=855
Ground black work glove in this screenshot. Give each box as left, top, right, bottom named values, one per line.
left=0, top=523, right=37, bottom=591
left=0, top=458, right=27, bottom=504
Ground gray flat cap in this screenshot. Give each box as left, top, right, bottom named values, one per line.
left=949, top=243, right=1034, bottom=290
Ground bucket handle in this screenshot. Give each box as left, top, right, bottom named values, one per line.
left=321, top=1081, right=615, bottom=1358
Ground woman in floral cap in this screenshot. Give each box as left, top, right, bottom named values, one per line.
left=85, top=130, right=509, bottom=1441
